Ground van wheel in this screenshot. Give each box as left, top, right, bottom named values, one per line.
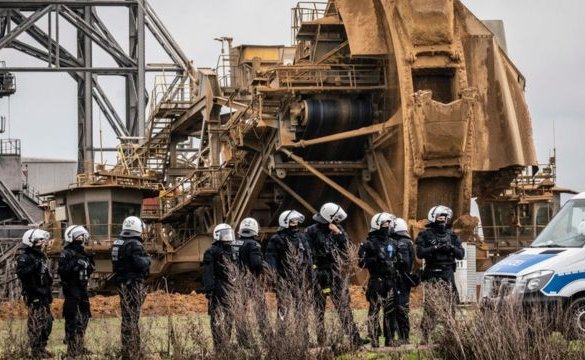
left=564, top=297, right=585, bottom=340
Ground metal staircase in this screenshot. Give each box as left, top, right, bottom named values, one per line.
left=226, top=130, right=279, bottom=225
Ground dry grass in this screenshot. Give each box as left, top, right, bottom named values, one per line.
left=2, top=245, right=584, bottom=358
left=422, top=283, right=585, bottom=360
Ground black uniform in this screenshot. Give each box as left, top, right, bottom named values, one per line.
left=236, top=236, right=272, bottom=344
left=16, top=246, right=54, bottom=357
left=265, top=228, right=312, bottom=341
left=265, top=228, right=312, bottom=282
left=58, top=241, right=95, bottom=355
left=305, top=223, right=362, bottom=345
left=237, top=237, right=265, bottom=275
left=415, top=223, right=465, bottom=342
left=202, top=241, right=238, bottom=349
left=111, top=232, right=151, bottom=359
left=389, top=231, right=416, bottom=343
left=358, top=230, right=397, bottom=347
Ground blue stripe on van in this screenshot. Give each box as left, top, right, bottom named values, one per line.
left=486, top=253, right=556, bottom=274
left=542, top=271, right=585, bottom=295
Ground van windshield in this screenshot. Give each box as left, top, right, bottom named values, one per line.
left=531, top=199, right=585, bottom=248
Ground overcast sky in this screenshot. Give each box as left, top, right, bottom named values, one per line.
left=0, top=0, right=583, bottom=192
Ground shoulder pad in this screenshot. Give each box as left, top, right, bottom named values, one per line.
left=233, top=240, right=245, bottom=246
left=113, top=239, right=124, bottom=245
left=128, top=239, right=144, bottom=247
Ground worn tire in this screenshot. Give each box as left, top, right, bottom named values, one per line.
left=564, top=297, right=585, bottom=340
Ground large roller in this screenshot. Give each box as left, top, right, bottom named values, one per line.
left=297, top=98, right=373, bottom=161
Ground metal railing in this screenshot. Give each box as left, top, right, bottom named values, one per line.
left=72, top=168, right=161, bottom=191
left=148, top=74, right=192, bottom=119
left=291, top=1, right=329, bottom=43
left=265, top=64, right=386, bottom=90
left=0, top=138, right=20, bottom=156
left=45, top=223, right=163, bottom=254
left=159, top=168, right=231, bottom=217
left=215, top=54, right=238, bottom=89
left=21, top=184, right=42, bottom=205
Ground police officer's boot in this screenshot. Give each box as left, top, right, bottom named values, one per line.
left=352, top=333, right=370, bottom=348
left=398, top=326, right=409, bottom=345
left=33, top=349, right=54, bottom=359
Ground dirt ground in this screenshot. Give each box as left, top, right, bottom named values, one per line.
left=0, top=286, right=422, bottom=320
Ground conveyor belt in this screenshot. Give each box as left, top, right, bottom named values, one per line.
left=275, top=97, right=373, bottom=218
left=299, top=98, right=373, bottom=161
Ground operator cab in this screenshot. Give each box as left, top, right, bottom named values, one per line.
left=49, top=186, right=158, bottom=252
left=0, top=61, right=16, bottom=98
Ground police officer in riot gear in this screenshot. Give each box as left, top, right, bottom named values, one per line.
left=202, top=223, right=238, bottom=350
left=58, top=225, right=95, bottom=357
left=111, top=216, right=151, bottom=359
left=265, top=210, right=312, bottom=281
left=265, top=210, right=312, bottom=340
left=389, top=218, right=416, bottom=345
left=306, top=203, right=367, bottom=347
left=358, top=213, right=397, bottom=348
left=16, top=228, right=54, bottom=358
left=237, top=217, right=264, bottom=275
left=416, top=205, right=465, bottom=343
left=234, top=217, right=272, bottom=344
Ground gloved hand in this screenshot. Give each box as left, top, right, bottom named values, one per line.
left=442, top=243, right=455, bottom=252
left=329, top=223, right=342, bottom=235
left=434, top=243, right=453, bottom=253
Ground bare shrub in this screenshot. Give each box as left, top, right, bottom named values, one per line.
left=0, top=318, right=29, bottom=360
left=206, top=241, right=367, bottom=359
left=423, top=282, right=585, bottom=359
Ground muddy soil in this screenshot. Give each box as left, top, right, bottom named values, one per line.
left=0, top=286, right=422, bottom=320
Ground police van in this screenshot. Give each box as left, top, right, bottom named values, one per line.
left=481, top=191, right=585, bottom=338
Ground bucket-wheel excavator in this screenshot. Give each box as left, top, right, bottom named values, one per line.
left=26, top=0, right=553, bottom=291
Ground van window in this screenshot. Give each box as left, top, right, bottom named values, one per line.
left=532, top=199, right=585, bottom=248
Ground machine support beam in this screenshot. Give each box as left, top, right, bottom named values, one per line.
left=1, top=66, right=180, bottom=72
left=0, top=1, right=138, bottom=7
left=143, top=1, right=190, bottom=70
left=60, top=5, right=135, bottom=66
left=0, top=5, right=52, bottom=49
left=263, top=169, right=318, bottom=215
left=286, top=111, right=402, bottom=148
left=280, top=149, right=377, bottom=216
left=126, top=0, right=146, bottom=137
left=76, top=5, right=93, bottom=173
left=2, top=0, right=189, bottom=173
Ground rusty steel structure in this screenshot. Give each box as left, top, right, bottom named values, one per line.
left=0, top=0, right=191, bottom=173
left=1, top=0, right=548, bottom=295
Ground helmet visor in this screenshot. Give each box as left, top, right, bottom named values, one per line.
left=436, top=213, right=449, bottom=222
left=73, top=232, right=90, bottom=244
left=287, top=211, right=305, bottom=225
left=216, top=228, right=236, bottom=242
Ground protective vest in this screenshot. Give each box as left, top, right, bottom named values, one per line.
left=358, top=232, right=397, bottom=278
left=231, top=239, right=244, bottom=262
left=111, top=237, right=144, bottom=275
left=306, top=223, right=347, bottom=269
left=60, top=244, right=93, bottom=285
